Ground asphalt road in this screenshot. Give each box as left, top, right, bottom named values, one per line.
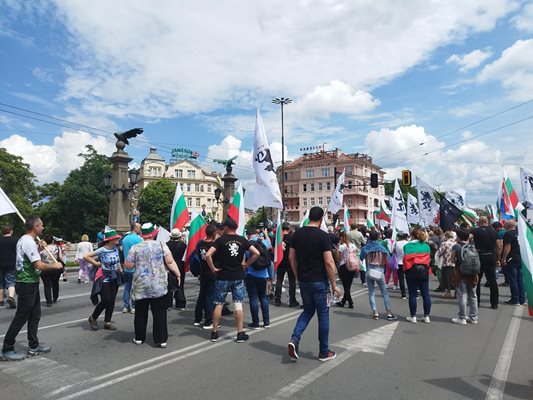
left=0, top=274, right=531, bottom=400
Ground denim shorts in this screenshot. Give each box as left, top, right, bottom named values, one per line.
left=214, top=279, right=245, bottom=304
left=0, top=270, right=16, bottom=289
left=267, top=263, right=274, bottom=279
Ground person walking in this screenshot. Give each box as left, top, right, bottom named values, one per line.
left=1, top=217, right=63, bottom=361
left=287, top=207, right=341, bottom=362
left=166, top=229, right=187, bottom=310
left=84, top=227, right=123, bottom=331
left=40, top=235, right=63, bottom=307
left=194, top=223, right=217, bottom=329
left=394, top=232, right=409, bottom=300
left=274, top=222, right=299, bottom=308
left=0, top=225, right=18, bottom=309
left=336, top=231, right=357, bottom=308
left=124, top=223, right=181, bottom=348
left=121, top=223, right=142, bottom=313
left=76, top=234, right=93, bottom=284
left=501, top=220, right=526, bottom=306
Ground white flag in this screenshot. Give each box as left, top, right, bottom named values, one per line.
left=391, top=180, right=409, bottom=233
left=520, top=167, right=533, bottom=208
left=417, top=177, right=438, bottom=226
left=328, top=168, right=345, bottom=214
left=0, top=186, right=20, bottom=218
left=253, top=109, right=283, bottom=209
left=446, top=189, right=466, bottom=209
left=156, top=226, right=171, bottom=243
left=407, top=193, right=420, bottom=225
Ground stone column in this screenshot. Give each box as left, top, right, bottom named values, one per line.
left=107, top=145, right=133, bottom=233
left=221, top=172, right=237, bottom=219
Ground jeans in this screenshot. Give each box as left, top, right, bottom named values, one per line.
left=456, top=280, right=478, bottom=319
left=291, top=280, right=330, bottom=355
left=508, top=260, right=526, bottom=304
left=194, top=277, right=215, bottom=324
left=246, top=276, right=270, bottom=325
left=337, top=265, right=355, bottom=306
left=275, top=264, right=297, bottom=304
left=134, top=295, right=168, bottom=344
left=360, top=270, right=366, bottom=284
left=92, top=279, right=118, bottom=322
left=476, top=253, right=499, bottom=307
left=2, top=282, right=41, bottom=352
left=397, top=265, right=406, bottom=298
left=41, top=271, right=60, bottom=304
left=366, top=265, right=391, bottom=312
left=405, top=268, right=431, bottom=317
left=123, top=271, right=135, bottom=309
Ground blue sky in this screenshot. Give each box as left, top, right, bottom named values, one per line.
left=1, top=1, right=533, bottom=208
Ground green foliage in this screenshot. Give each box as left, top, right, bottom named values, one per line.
left=40, top=145, right=111, bottom=241
left=0, top=148, right=37, bottom=235
left=384, top=179, right=418, bottom=199
left=138, top=179, right=176, bottom=228
left=246, top=207, right=269, bottom=228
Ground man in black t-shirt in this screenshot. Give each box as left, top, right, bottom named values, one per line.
left=167, top=232, right=187, bottom=310
left=287, top=207, right=341, bottom=363
left=470, top=216, right=499, bottom=309
left=501, top=220, right=526, bottom=305
left=206, top=217, right=259, bottom=343
left=194, top=224, right=217, bottom=329
left=0, top=225, right=18, bottom=309
left=274, top=222, right=299, bottom=308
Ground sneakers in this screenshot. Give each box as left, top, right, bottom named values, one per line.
left=28, top=345, right=51, bottom=356
left=133, top=339, right=143, bottom=345
left=263, top=322, right=270, bottom=329
left=193, top=321, right=202, bottom=326
left=236, top=331, right=249, bottom=343
left=423, top=316, right=431, bottom=324
left=7, top=297, right=16, bottom=309
left=130, top=308, right=135, bottom=314
left=88, top=316, right=98, bottom=331
left=1, top=350, right=26, bottom=361
left=247, top=323, right=261, bottom=330
left=372, top=313, right=379, bottom=320
left=210, top=331, right=219, bottom=342
left=386, top=313, right=398, bottom=321
left=104, top=322, right=117, bottom=331
left=451, top=317, right=467, bottom=325
left=289, top=301, right=300, bottom=308
left=203, top=323, right=214, bottom=330
left=288, top=340, right=299, bottom=361
left=318, top=351, right=337, bottom=362
left=122, top=307, right=129, bottom=313
left=466, top=317, right=478, bottom=324
left=159, top=343, right=167, bottom=348
left=406, top=316, right=417, bottom=324
left=504, top=300, right=519, bottom=305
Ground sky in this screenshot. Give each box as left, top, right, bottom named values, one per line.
left=1, top=0, right=533, bottom=209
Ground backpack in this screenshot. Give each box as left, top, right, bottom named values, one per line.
left=345, top=246, right=360, bottom=272
left=252, top=240, right=271, bottom=270
left=459, top=243, right=481, bottom=276
left=189, top=241, right=203, bottom=277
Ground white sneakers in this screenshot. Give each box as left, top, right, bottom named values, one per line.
left=451, top=317, right=467, bottom=325
left=407, top=316, right=430, bottom=324
left=423, top=316, right=430, bottom=324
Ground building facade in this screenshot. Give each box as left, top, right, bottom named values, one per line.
left=138, top=148, right=224, bottom=222
left=281, top=149, right=385, bottom=225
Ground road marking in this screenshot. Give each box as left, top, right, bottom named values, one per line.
left=267, top=322, right=399, bottom=400
left=485, top=305, right=524, bottom=400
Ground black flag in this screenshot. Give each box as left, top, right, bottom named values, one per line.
left=439, top=195, right=463, bottom=231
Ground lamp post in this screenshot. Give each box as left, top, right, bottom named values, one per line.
left=272, top=97, right=291, bottom=221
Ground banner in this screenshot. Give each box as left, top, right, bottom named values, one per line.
left=520, top=167, right=533, bottom=208
left=406, top=193, right=419, bottom=225
left=0, top=186, right=19, bottom=218
left=416, top=177, right=438, bottom=226
left=328, top=168, right=345, bottom=214
left=391, top=179, right=409, bottom=233
left=446, top=189, right=466, bottom=209
left=439, top=196, right=463, bottom=231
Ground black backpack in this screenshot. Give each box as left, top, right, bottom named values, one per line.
left=252, top=240, right=271, bottom=270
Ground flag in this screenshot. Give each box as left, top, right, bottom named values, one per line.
left=407, top=193, right=420, bottom=225
left=391, top=179, right=409, bottom=233
left=520, top=167, right=533, bottom=208
left=343, top=204, right=350, bottom=232
left=156, top=226, right=171, bottom=243
left=170, top=182, right=190, bottom=230
left=502, top=168, right=520, bottom=219
left=446, top=189, right=466, bottom=209
left=182, top=209, right=208, bottom=272
left=486, top=204, right=498, bottom=223
left=0, top=186, right=20, bottom=218
left=462, top=207, right=479, bottom=225
left=376, top=199, right=391, bottom=223
left=274, top=212, right=284, bottom=269
left=300, top=209, right=309, bottom=227
left=516, top=213, right=533, bottom=316
left=228, top=182, right=245, bottom=236
left=439, top=196, right=462, bottom=231
left=328, top=169, right=345, bottom=214
left=417, top=177, right=438, bottom=226
left=253, top=108, right=283, bottom=209
left=366, top=218, right=375, bottom=230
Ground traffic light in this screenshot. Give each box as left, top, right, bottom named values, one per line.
left=370, top=173, right=378, bottom=188
left=401, top=170, right=412, bottom=187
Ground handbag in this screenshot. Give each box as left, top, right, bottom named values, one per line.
left=161, top=243, right=179, bottom=292
left=368, top=267, right=384, bottom=281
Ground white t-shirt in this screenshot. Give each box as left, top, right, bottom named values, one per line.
left=338, top=243, right=356, bottom=266
left=394, top=240, right=409, bottom=265
left=16, top=234, right=41, bottom=271
left=76, top=241, right=93, bottom=260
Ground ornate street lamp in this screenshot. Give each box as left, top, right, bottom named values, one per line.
left=272, top=97, right=292, bottom=221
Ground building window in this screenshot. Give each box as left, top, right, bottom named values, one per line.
left=303, top=183, right=307, bottom=192
left=186, top=183, right=191, bottom=192
left=187, top=169, right=195, bottom=179
left=374, top=199, right=379, bottom=207
left=196, top=198, right=201, bottom=207
left=321, top=168, right=330, bottom=177
left=326, top=182, right=331, bottom=191
left=175, top=169, right=183, bottom=178
left=310, top=183, right=315, bottom=192
left=326, top=197, right=330, bottom=204
left=318, top=197, right=323, bottom=205
left=303, top=198, right=308, bottom=207
left=284, top=172, right=288, bottom=180
left=318, top=182, right=322, bottom=191
left=306, top=169, right=314, bottom=178
left=346, top=166, right=353, bottom=176
left=207, top=184, right=211, bottom=192
left=200, top=185, right=204, bottom=192
left=187, top=197, right=192, bottom=207
left=310, top=197, right=315, bottom=206
left=195, top=183, right=200, bottom=192
left=149, top=166, right=161, bottom=177
left=347, top=196, right=352, bottom=205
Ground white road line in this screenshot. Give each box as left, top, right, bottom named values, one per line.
left=485, top=305, right=524, bottom=400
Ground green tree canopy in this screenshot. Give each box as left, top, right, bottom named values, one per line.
left=137, top=179, right=176, bottom=228
left=0, top=148, right=37, bottom=235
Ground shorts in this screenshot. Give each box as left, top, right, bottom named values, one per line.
left=214, top=280, right=245, bottom=304
left=0, top=270, right=16, bottom=289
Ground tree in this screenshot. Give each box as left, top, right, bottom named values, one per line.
left=40, top=145, right=111, bottom=241
left=246, top=207, right=270, bottom=229
left=0, top=148, right=37, bottom=235
left=137, top=179, right=176, bottom=228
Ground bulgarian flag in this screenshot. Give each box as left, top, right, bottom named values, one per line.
left=170, top=182, right=190, bottom=230
left=228, top=182, right=245, bottom=236
left=462, top=207, right=479, bottom=225
left=366, top=216, right=375, bottom=230
left=274, top=212, right=284, bottom=269
left=502, top=169, right=520, bottom=219
left=517, top=211, right=533, bottom=316
left=300, top=209, right=310, bottom=227
left=182, top=208, right=207, bottom=272
left=344, top=204, right=351, bottom=232
left=402, top=240, right=431, bottom=273
left=376, top=199, right=391, bottom=223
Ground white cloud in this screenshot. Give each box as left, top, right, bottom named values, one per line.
left=512, top=3, right=533, bottom=32
left=447, top=49, right=493, bottom=72
left=0, top=130, right=115, bottom=183
left=477, top=39, right=533, bottom=101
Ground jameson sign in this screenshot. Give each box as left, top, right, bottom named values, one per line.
left=171, top=148, right=199, bottom=159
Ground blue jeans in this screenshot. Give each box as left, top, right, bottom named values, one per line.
left=508, top=260, right=526, bottom=304
left=291, top=280, right=329, bottom=355
left=214, top=280, right=245, bottom=304
left=246, top=276, right=270, bottom=325
left=405, top=268, right=431, bottom=317
left=366, top=265, right=391, bottom=312
left=194, top=277, right=215, bottom=324
left=123, top=271, right=135, bottom=309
